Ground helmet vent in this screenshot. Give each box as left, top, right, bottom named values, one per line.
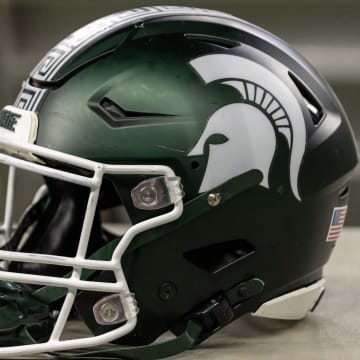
left=184, top=239, right=255, bottom=274
left=100, top=97, right=175, bottom=119
left=101, top=98, right=126, bottom=118
left=91, top=97, right=176, bottom=126
left=338, top=184, right=350, bottom=199
left=288, top=72, right=324, bottom=126
left=185, top=33, right=239, bottom=49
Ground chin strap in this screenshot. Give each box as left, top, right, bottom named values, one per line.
left=59, top=320, right=202, bottom=360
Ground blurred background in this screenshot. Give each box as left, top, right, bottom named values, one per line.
left=0, top=0, right=359, bottom=224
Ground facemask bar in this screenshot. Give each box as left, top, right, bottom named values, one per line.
left=0, top=166, right=16, bottom=247
left=0, top=134, right=184, bottom=357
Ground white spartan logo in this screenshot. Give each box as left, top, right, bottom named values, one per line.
left=188, top=54, right=307, bottom=201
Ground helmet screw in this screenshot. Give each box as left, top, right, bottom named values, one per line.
left=159, top=282, right=177, bottom=301
left=99, top=302, right=120, bottom=324
left=139, top=186, right=158, bottom=206
left=237, top=285, right=249, bottom=299
left=208, top=193, right=221, bottom=207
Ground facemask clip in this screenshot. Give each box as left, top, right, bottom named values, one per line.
left=131, top=176, right=184, bottom=210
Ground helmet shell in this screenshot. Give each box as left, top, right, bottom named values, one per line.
left=14, top=7, right=358, bottom=346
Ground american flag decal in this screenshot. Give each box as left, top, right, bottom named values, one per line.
left=326, top=206, right=347, bottom=242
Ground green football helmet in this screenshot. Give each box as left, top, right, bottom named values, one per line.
left=0, top=6, right=358, bottom=358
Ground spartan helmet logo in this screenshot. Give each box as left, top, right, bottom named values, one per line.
left=188, top=54, right=307, bottom=201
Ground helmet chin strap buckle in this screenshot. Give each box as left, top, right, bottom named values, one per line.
left=189, top=295, right=234, bottom=345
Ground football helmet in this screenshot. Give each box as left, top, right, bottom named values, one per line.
left=0, top=6, right=358, bottom=358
